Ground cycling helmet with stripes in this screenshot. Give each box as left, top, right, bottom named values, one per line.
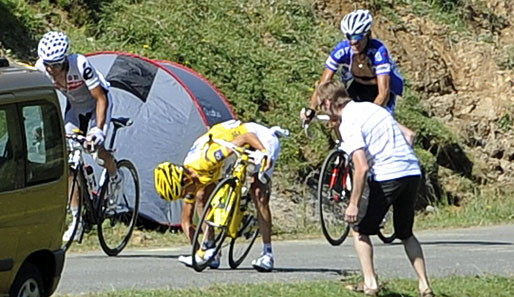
left=154, top=162, right=187, bottom=201
left=340, top=9, right=373, bottom=37
left=37, top=31, right=69, bottom=63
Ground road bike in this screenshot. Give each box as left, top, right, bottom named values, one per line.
left=63, top=117, right=140, bottom=256
left=305, top=113, right=396, bottom=245
left=191, top=136, right=266, bottom=272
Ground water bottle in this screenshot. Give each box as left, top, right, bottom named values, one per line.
left=84, top=165, right=97, bottom=198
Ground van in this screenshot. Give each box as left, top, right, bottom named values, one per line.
left=0, top=57, right=67, bottom=297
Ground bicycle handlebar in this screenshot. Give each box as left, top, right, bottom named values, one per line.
left=207, top=135, right=269, bottom=183
left=301, top=108, right=331, bottom=138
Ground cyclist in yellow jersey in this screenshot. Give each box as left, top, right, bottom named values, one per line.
left=154, top=120, right=288, bottom=271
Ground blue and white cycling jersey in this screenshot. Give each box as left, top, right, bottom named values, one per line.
left=325, top=38, right=404, bottom=96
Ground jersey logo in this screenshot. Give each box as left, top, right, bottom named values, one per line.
left=375, top=51, right=383, bottom=62
left=83, top=67, right=93, bottom=80
left=213, top=149, right=224, bottom=162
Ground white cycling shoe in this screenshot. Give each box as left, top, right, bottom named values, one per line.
left=178, top=248, right=220, bottom=269
left=252, top=253, right=274, bottom=272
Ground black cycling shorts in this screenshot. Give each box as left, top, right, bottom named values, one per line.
left=353, top=175, right=420, bottom=240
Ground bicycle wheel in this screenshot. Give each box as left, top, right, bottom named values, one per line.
left=228, top=196, right=260, bottom=269
left=378, top=207, right=396, bottom=244
left=318, top=149, right=351, bottom=246
left=191, top=177, right=235, bottom=272
left=98, top=159, right=140, bottom=256
left=62, top=168, right=85, bottom=251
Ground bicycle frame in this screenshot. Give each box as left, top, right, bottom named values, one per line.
left=204, top=137, right=262, bottom=238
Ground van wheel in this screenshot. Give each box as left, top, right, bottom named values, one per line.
left=9, top=262, right=45, bottom=297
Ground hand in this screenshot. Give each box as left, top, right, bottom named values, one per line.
left=300, top=107, right=316, bottom=127
left=345, top=203, right=359, bottom=223
left=86, top=127, right=105, bottom=151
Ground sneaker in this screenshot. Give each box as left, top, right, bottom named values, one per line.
left=178, top=248, right=220, bottom=269
left=252, top=253, right=274, bottom=272
left=62, top=220, right=83, bottom=242
left=107, top=171, right=124, bottom=209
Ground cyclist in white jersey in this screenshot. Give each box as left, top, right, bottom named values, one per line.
left=35, top=31, right=122, bottom=241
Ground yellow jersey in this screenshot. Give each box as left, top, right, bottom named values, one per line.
left=184, top=120, right=249, bottom=185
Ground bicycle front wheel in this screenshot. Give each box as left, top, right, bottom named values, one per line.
left=228, top=196, right=260, bottom=269
left=98, top=159, right=140, bottom=256
left=191, top=177, right=235, bottom=272
left=318, top=149, right=351, bottom=246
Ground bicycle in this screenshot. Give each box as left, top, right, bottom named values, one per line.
left=191, top=136, right=266, bottom=272
left=63, top=117, right=141, bottom=256
left=304, top=113, right=396, bottom=245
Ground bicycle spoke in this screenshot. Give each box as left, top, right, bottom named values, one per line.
left=98, top=160, right=140, bottom=256
left=318, top=150, right=351, bottom=246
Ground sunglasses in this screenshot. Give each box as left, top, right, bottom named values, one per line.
left=43, top=60, right=65, bottom=68
left=346, top=33, right=365, bottom=41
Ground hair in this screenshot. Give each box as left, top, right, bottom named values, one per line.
left=316, top=80, right=352, bottom=113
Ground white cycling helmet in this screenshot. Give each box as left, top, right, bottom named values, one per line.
left=38, top=31, right=69, bottom=63
left=340, top=9, right=373, bottom=37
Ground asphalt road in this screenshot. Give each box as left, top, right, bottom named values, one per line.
left=55, top=224, right=514, bottom=295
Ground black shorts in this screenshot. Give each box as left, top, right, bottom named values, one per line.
left=353, top=175, right=420, bottom=240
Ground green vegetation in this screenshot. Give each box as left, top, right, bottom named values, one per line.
left=1, top=0, right=510, bottom=229
left=57, top=275, right=514, bottom=297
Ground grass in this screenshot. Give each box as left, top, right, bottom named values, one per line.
left=56, top=275, right=514, bottom=297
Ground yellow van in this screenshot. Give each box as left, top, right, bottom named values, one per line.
left=0, top=57, right=67, bottom=297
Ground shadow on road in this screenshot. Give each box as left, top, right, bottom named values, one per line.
left=420, top=240, right=512, bottom=246
left=73, top=253, right=181, bottom=259
left=217, top=267, right=359, bottom=275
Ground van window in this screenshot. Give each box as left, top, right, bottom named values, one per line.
left=22, top=103, right=64, bottom=185
left=0, top=108, right=16, bottom=192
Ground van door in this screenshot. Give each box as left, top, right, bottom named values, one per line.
left=0, top=99, right=25, bottom=291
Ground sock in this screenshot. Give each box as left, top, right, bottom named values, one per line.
left=71, top=206, right=78, bottom=218
left=263, top=243, right=272, bottom=256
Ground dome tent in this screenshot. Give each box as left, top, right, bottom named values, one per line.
left=58, top=52, right=236, bottom=226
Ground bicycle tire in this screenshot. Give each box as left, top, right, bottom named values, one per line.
left=191, top=177, right=235, bottom=272
left=377, top=208, right=396, bottom=244
left=228, top=199, right=260, bottom=269
left=98, top=159, right=140, bottom=256
left=318, top=149, right=351, bottom=246
left=62, top=168, right=85, bottom=251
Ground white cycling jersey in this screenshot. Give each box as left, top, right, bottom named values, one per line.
left=244, top=122, right=281, bottom=177
left=35, top=53, right=110, bottom=111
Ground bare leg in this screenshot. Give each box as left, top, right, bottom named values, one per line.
left=352, top=230, right=379, bottom=291
left=181, top=202, right=195, bottom=243
left=251, top=177, right=272, bottom=246
left=97, top=147, right=116, bottom=175
left=398, top=123, right=415, bottom=146
left=402, top=235, right=432, bottom=293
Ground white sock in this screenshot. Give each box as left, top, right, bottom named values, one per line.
left=263, top=243, right=272, bottom=256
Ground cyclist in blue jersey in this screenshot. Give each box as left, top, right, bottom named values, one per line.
left=302, top=9, right=415, bottom=144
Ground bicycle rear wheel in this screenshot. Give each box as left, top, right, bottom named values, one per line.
left=378, top=207, right=396, bottom=244
left=98, top=159, right=140, bottom=256
left=228, top=195, right=260, bottom=269
left=62, top=168, right=85, bottom=251
left=191, top=178, right=235, bottom=272
left=318, top=149, right=351, bottom=246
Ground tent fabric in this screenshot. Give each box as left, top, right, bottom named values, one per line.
left=58, top=52, right=236, bottom=226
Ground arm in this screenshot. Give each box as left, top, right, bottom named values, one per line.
left=309, top=68, right=336, bottom=110
left=231, top=132, right=265, bottom=151
left=374, top=74, right=390, bottom=107
left=344, top=149, right=369, bottom=223
left=91, top=86, right=108, bottom=129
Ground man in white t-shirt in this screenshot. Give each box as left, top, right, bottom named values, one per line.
left=316, top=80, right=434, bottom=297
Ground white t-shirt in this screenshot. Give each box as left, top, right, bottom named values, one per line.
left=244, top=122, right=281, bottom=176
left=338, top=101, right=421, bottom=181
